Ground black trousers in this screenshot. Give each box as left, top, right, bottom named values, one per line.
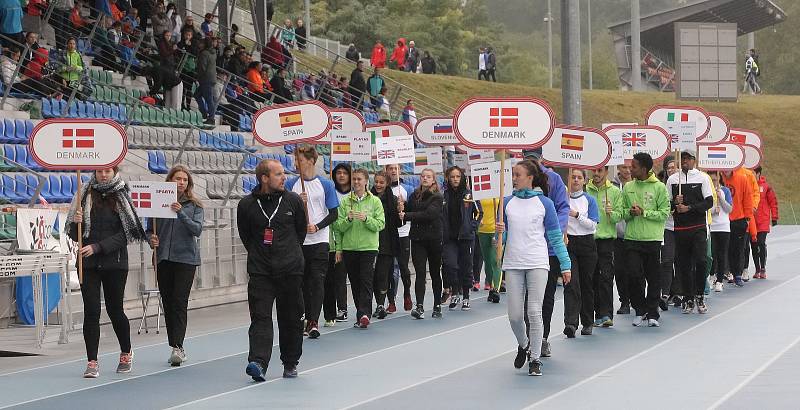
left=660, top=229, right=676, bottom=297
left=752, top=231, right=768, bottom=271
left=343, top=251, right=378, bottom=320
left=565, top=234, right=598, bottom=328
left=729, top=218, right=748, bottom=278
left=247, top=274, right=303, bottom=368
left=743, top=235, right=752, bottom=270
left=157, top=261, right=196, bottom=348
left=478, top=69, right=487, bottom=80
left=614, top=239, right=630, bottom=305
left=486, top=68, right=496, bottom=82
left=626, top=241, right=662, bottom=320
left=593, top=238, right=615, bottom=319
left=443, top=238, right=474, bottom=298
left=397, top=236, right=412, bottom=296
left=674, top=228, right=708, bottom=298
left=542, top=255, right=563, bottom=339
left=711, top=231, right=730, bottom=282
left=323, top=252, right=348, bottom=321
left=374, top=254, right=394, bottom=306
left=81, top=268, right=131, bottom=361
left=301, top=243, right=329, bottom=323
left=411, top=239, right=443, bottom=306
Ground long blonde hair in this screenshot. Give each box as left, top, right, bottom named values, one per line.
left=413, top=168, right=439, bottom=200
left=166, top=164, right=203, bottom=207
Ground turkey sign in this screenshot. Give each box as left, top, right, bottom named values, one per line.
left=453, top=97, right=555, bottom=149
left=28, top=118, right=127, bottom=170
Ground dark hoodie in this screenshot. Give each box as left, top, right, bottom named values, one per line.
left=442, top=173, right=483, bottom=241
left=371, top=185, right=401, bottom=255
left=332, top=163, right=352, bottom=196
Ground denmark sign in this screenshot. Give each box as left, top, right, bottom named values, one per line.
left=28, top=119, right=127, bottom=170
left=453, top=97, right=555, bottom=149
left=253, top=101, right=332, bottom=146
left=604, top=125, right=671, bottom=162
left=414, top=116, right=459, bottom=146
left=645, top=104, right=711, bottom=141
left=542, top=125, right=611, bottom=169
left=696, top=143, right=744, bottom=171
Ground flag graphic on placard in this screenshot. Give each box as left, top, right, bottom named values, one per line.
left=333, top=143, right=350, bottom=155
left=415, top=155, right=428, bottom=167
left=669, top=133, right=679, bottom=144
left=469, top=153, right=482, bottom=161
left=370, top=129, right=392, bottom=144
left=131, top=192, right=151, bottom=208
left=377, top=150, right=394, bottom=160
left=667, top=112, right=689, bottom=122
left=279, top=110, right=303, bottom=128
left=489, top=107, right=519, bottom=127
left=433, top=123, right=453, bottom=134
left=472, top=175, right=491, bottom=191
left=332, top=114, right=343, bottom=130
left=560, top=134, right=584, bottom=151
left=729, top=132, right=746, bottom=145
left=62, top=128, right=95, bottom=148
left=622, top=132, right=647, bottom=147
left=707, top=146, right=727, bottom=159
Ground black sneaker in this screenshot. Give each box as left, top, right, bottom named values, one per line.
left=431, top=305, right=442, bottom=318
left=335, top=310, right=348, bottom=322
left=375, top=305, right=387, bottom=319
left=580, top=326, right=592, bottom=336
left=307, top=321, right=320, bottom=339
left=499, top=282, right=507, bottom=293
left=563, top=325, right=577, bottom=338
left=659, top=296, right=669, bottom=312
left=411, top=304, right=425, bottom=319
left=528, top=359, right=543, bottom=376
left=616, top=304, right=630, bottom=315
left=541, top=339, right=552, bottom=357
left=448, top=295, right=461, bottom=310
left=282, top=365, right=298, bottom=378
left=441, top=290, right=451, bottom=305
left=487, top=290, right=500, bottom=303
left=514, top=344, right=530, bottom=369
left=461, top=299, right=471, bottom=311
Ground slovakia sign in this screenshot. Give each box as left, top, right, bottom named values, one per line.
left=29, top=119, right=127, bottom=170
left=542, top=125, right=611, bottom=169
left=330, top=131, right=372, bottom=163
left=645, top=104, right=711, bottom=141
left=742, top=144, right=762, bottom=169
left=414, top=147, right=444, bottom=174
left=128, top=181, right=178, bottom=219
left=375, top=135, right=415, bottom=166
left=604, top=125, right=671, bottom=161
left=697, top=143, right=745, bottom=171
left=702, top=113, right=731, bottom=144
left=728, top=128, right=762, bottom=149
left=315, top=108, right=366, bottom=144
left=253, top=101, right=331, bottom=146
left=414, top=116, right=459, bottom=146
left=453, top=97, right=555, bottom=149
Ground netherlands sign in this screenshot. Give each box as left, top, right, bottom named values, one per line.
left=604, top=125, right=671, bottom=161
left=702, top=113, right=731, bottom=144
left=414, top=116, right=459, bottom=146
left=453, top=97, right=555, bottom=149
left=696, top=143, right=744, bottom=171
left=728, top=128, right=762, bottom=149
left=645, top=104, right=711, bottom=141
left=315, top=108, right=366, bottom=144
left=28, top=119, right=127, bottom=170
left=542, top=125, right=611, bottom=169
left=253, top=101, right=332, bottom=146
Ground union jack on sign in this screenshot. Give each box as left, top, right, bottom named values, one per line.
left=622, top=132, right=647, bottom=147
left=377, top=150, right=395, bottom=160
left=332, top=114, right=343, bottom=130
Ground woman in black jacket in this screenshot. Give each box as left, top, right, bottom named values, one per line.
left=400, top=168, right=444, bottom=319
left=68, top=166, right=146, bottom=378
left=371, top=171, right=400, bottom=319
left=146, top=165, right=204, bottom=366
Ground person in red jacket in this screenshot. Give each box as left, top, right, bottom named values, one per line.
left=370, top=40, right=386, bottom=69
left=390, top=38, right=407, bottom=71
left=751, top=166, right=778, bottom=279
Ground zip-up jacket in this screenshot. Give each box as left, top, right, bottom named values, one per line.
left=622, top=171, right=670, bottom=242
left=542, top=164, right=569, bottom=255
left=442, top=187, right=483, bottom=241
left=146, top=199, right=204, bottom=266
left=333, top=191, right=385, bottom=251
left=755, top=175, right=779, bottom=232
left=722, top=169, right=754, bottom=222
left=68, top=202, right=129, bottom=271
left=586, top=179, right=623, bottom=239
left=666, top=168, right=714, bottom=231
left=372, top=186, right=401, bottom=255
left=403, top=189, right=443, bottom=242
left=567, top=191, right=599, bottom=236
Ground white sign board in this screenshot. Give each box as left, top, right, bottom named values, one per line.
left=414, top=116, right=459, bottom=146
left=366, top=122, right=414, bottom=140
left=742, top=144, right=762, bottom=169
left=316, top=108, right=366, bottom=144
left=602, top=123, right=636, bottom=166
left=376, top=135, right=415, bottom=165
left=728, top=128, right=762, bottom=148
left=604, top=125, right=671, bottom=161
left=29, top=119, right=127, bottom=170
left=128, top=181, right=178, bottom=219
left=661, top=120, right=697, bottom=151
left=645, top=105, right=710, bottom=141
left=453, top=97, right=555, bottom=149
left=467, top=149, right=495, bottom=164
left=697, top=143, right=745, bottom=171
left=469, top=161, right=513, bottom=201
left=453, top=153, right=469, bottom=174
left=330, top=131, right=372, bottom=163
left=702, top=113, right=730, bottom=144
left=414, top=147, right=444, bottom=174
left=542, top=126, right=611, bottom=169
left=253, top=101, right=332, bottom=146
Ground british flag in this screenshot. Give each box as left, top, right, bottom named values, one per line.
left=377, top=150, right=394, bottom=160
left=622, top=132, right=647, bottom=147
left=332, top=114, right=343, bottom=130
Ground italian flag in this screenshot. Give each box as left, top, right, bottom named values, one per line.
left=667, top=112, right=689, bottom=122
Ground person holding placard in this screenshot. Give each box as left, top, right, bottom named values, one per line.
left=564, top=169, right=599, bottom=337
left=287, top=146, right=340, bottom=339
left=324, top=163, right=352, bottom=326
left=68, top=166, right=147, bottom=378
left=623, top=153, right=670, bottom=327
left=386, top=164, right=415, bottom=312
left=400, top=168, right=444, bottom=319
left=495, top=160, right=571, bottom=376
left=370, top=171, right=401, bottom=319
left=586, top=166, right=623, bottom=328
left=146, top=165, right=204, bottom=366
left=334, top=169, right=385, bottom=329
left=710, top=172, right=733, bottom=292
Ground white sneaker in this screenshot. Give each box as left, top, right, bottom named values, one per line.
left=169, top=347, right=186, bottom=366
left=632, top=315, right=647, bottom=327
left=742, top=269, right=750, bottom=281
left=648, top=318, right=660, bottom=327
left=713, top=282, right=723, bottom=292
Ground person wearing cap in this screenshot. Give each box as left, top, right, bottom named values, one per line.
left=666, top=150, right=713, bottom=314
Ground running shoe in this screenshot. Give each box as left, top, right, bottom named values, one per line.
left=696, top=297, right=708, bottom=314
left=499, top=282, right=507, bottom=293
left=387, top=302, right=397, bottom=314
left=411, top=304, right=425, bottom=319
left=714, top=281, right=723, bottom=292
left=601, top=317, right=614, bottom=327
left=760, top=270, right=767, bottom=279
left=725, top=272, right=734, bottom=283
left=358, top=315, right=370, bottom=329
left=303, top=320, right=311, bottom=336
left=432, top=305, right=442, bottom=318
left=682, top=298, right=694, bottom=314
left=441, top=290, right=452, bottom=305
left=472, top=281, right=480, bottom=292
left=484, top=283, right=492, bottom=291
left=403, top=295, right=413, bottom=311
left=632, top=315, right=647, bottom=327
left=648, top=318, right=660, bottom=327
left=734, top=277, right=745, bottom=287
left=448, top=295, right=461, bottom=310
left=283, top=365, right=298, bottom=378
left=752, top=270, right=762, bottom=279
left=592, top=318, right=605, bottom=327
left=116, top=352, right=133, bottom=373
left=514, top=344, right=530, bottom=369
left=375, top=305, right=387, bottom=320
left=487, top=289, right=500, bottom=303
left=616, top=304, right=630, bottom=315
left=461, top=299, right=471, bottom=311
left=169, top=347, right=187, bottom=366
left=742, top=269, right=750, bottom=282
left=246, top=361, right=266, bottom=382
left=540, top=339, right=551, bottom=357
left=335, top=310, right=348, bottom=322
left=659, top=296, right=669, bottom=312
left=324, top=320, right=335, bottom=327
left=563, top=325, right=577, bottom=338
left=83, top=360, right=99, bottom=378
left=308, top=321, right=320, bottom=339
left=528, top=359, right=543, bottom=376
left=580, top=326, right=592, bottom=336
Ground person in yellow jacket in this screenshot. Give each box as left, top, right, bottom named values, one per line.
left=477, top=198, right=503, bottom=303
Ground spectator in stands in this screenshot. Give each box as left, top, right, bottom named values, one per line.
left=230, top=23, right=241, bottom=47
left=478, top=47, right=487, bottom=80
left=132, top=0, right=151, bottom=31
left=245, top=60, right=269, bottom=104
left=166, top=3, right=182, bottom=40
left=0, top=0, right=24, bottom=48
left=744, top=49, right=760, bottom=95
left=270, top=67, right=292, bottom=103
left=176, top=27, right=197, bottom=110
left=109, top=0, right=125, bottom=22
left=280, top=18, right=295, bottom=48
left=421, top=51, right=436, bottom=74
left=181, top=14, right=200, bottom=39
left=95, top=0, right=111, bottom=19
left=280, top=41, right=293, bottom=70
left=122, top=7, right=139, bottom=32
left=405, top=40, right=419, bottom=73
left=150, top=3, right=170, bottom=41
left=370, top=40, right=386, bottom=69
left=57, top=37, right=86, bottom=98
left=15, top=42, right=55, bottom=97
left=295, top=18, right=306, bottom=50
left=158, top=30, right=182, bottom=110
left=367, top=67, right=385, bottom=108
left=345, top=43, right=360, bottom=63
left=217, top=45, right=233, bottom=70
left=196, top=37, right=217, bottom=124
left=92, top=15, right=117, bottom=71
left=263, top=35, right=284, bottom=70
left=70, top=0, right=94, bottom=36
left=227, top=47, right=247, bottom=81
left=21, top=31, right=42, bottom=70
left=347, top=59, right=366, bottom=109
left=200, top=12, right=214, bottom=37
left=485, top=47, right=496, bottom=82
left=390, top=38, right=406, bottom=71
left=302, top=73, right=318, bottom=100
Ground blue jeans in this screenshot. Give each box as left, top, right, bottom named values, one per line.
left=195, top=81, right=217, bottom=119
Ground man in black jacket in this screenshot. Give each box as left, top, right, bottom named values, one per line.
left=347, top=60, right=366, bottom=109
left=238, top=159, right=307, bottom=381
left=270, top=68, right=294, bottom=103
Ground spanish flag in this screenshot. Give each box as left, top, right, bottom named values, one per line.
left=279, top=110, right=303, bottom=128
left=333, top=143, right=351, bottom=155
left=561, top=134, right=584, bottom=151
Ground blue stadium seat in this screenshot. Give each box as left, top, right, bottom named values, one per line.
left=80, top=174, right=90, bottom=184
left=41, top=98, right=53, bottom=118
left=85, top=101, right=96, bottom=118
left=14, top=119, right=27, bottom=143
left=23, top=146, right=42, bottom=171
left=118, top=105, right=128, bottom=123
left=4, top=119, right=14, bottom=142
left=67, top=102, right=78, bottom=118
left=3, top=144, right=15, bottom=167
left=48, top=175, right=65, bottom=202
left=14, top=145, right=27, bottom=168
left=0, top=119, right=6, bottom=143
left=15, top=174, right=32, bottom=202
left=1, top=175, right=23, bottom=203
left=76, top=101, right=87, bottom=118
left=60, top=174, right=73, bottom=197
left=110, top=104, right=120, bottom=122
left=27, top=175, right=46, bottom=202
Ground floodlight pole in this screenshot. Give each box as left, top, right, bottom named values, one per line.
left=561, top=0, right=582, bottom=125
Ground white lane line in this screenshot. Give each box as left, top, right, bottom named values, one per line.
left=523, top=272, right=800, bottom=409
left=707, top=334, right=800, bottom=410
left=166, top=314, right=510, bottom=409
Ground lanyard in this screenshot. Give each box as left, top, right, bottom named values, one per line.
left=256, top=196, right=282, bottom=227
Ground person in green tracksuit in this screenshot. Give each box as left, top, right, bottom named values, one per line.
left=333, top=169, right=385, bottom=329
left=586, top=166, right=623, bottom=327
left=622, top=153, right=670, bottom=328
left=478, top=198, right=503, bottom=303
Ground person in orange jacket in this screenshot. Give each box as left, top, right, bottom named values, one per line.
left=390, top=38, right=407, bottom=71
left=370, top=40, right=386, bottom=69
left=722, top=168, right=754, bottom=287
left=741, top=168, right=760, bottom=280
left=751, top=166, right=778, bottom=279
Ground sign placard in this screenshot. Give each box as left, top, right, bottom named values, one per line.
left=742, top=144, right=762, bottom=169
left=414, top=147, right=444, bottom=174
left=697, top=143, right=745, bottom=171
left=467, top=148, right=495, bottom=164
left=602, top=123, right=636, bottom=166
left=375, top=135, right=415, bottom=165
left=128, top=181, right=178, bottom=219
left=414, top=116, right=458, bottom=146
left=604, top=125, right=671, bottom=161
left=453, top=97, right=555, bottom=149
left=728, top=128, right=762, bottom=148
left=253, top=101, right=332, bottom=146
left=315, top=108, right=366, bottom=144
left=469, top=161, right=513, bottom=201
left=28, top=119, right=127, bottom=170
left=645, top=104, right=711, bottom=141
left=453, top=153, right=469, bottom=174
left=662, top=120, right=697, bottom=151
left=331, top=131, right=372, bottom=163
left=702, top=112, right=730, bottom=144
left=366, top=122, right=414, bottom=140
left=542, top=125, right=611, bottom=169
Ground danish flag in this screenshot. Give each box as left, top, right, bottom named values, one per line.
left=131, top=192, right=151, bottom=208
left=489, top=108, right=518, bottom=128
left=62, top=128, right=95, bottom=149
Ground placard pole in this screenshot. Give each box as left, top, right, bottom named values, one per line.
left=152, top=219, right=158, bottom=286
left=76, top=170, right=83, bottom=284
left=495, top=149, right=506, bottom=267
